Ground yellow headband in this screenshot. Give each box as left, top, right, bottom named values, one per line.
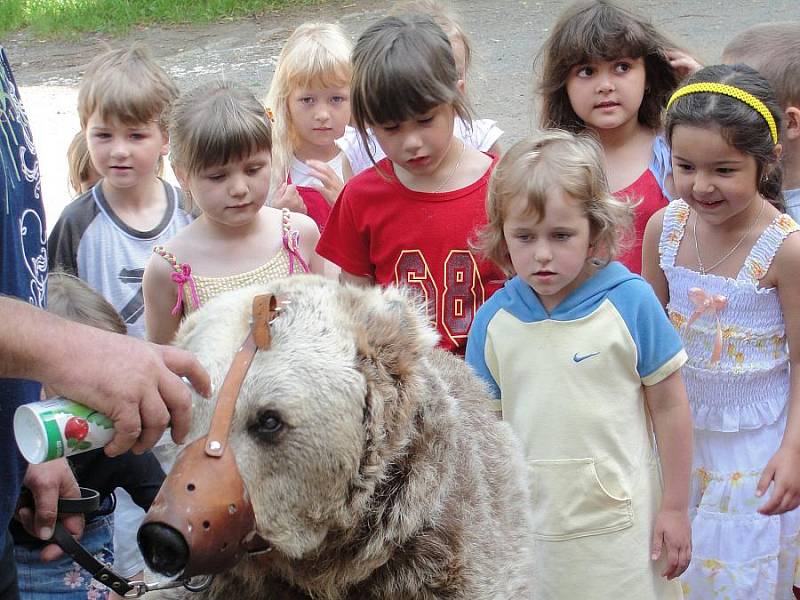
left=667, top=82, right=778, bottom=145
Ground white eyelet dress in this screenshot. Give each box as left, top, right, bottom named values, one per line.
left=659, top=200, right=800, bottom=598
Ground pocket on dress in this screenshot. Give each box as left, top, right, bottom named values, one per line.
left=528, top=457, right=633, bottom=541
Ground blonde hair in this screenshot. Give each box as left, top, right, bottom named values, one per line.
left=266, top=23, right=353, bottom=193
left=78, top=43, right=178, bottom=134
left=47, top=272, right=127, bottom=335
left=66, top=131, right=96, bottom=196
left=722, top=23, right=800, bottom=110
left=389, top=0, right=471, bottom=79
left=477, top=130, right=632, bottom=275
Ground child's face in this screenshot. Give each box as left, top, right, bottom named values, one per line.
left=503, top=189, right=593, bottom=313
left=288, top=81, right=350, bottom=158
left=671, top=124, right=763, bottom=228
left=372, top=103, right=456, bottom=179
left=180, top=150, right=272, bottom=229
left=565, top=56, right=646, bottom=133
left=85, top=112, right=168, bottom=190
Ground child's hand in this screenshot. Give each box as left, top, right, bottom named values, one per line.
left=757, top=446, right=800, bottom=515
left=272, top=182, right=307, bottom=214
left=306, top=159, right=344, bottom=207
left=666, top=50, right=702, bottom=80
left=651, top=507, right=691, bottom=579
left=17, top=459, right=84, bottom=562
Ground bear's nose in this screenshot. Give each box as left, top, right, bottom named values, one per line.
left=138, top=522, right=190, bottom=577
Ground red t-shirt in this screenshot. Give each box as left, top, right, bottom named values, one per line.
left=614, top=168, right=668, bottom=274
left=317, top=156, right=504, bottom=353
left=287, top=174, right=331, bottom=232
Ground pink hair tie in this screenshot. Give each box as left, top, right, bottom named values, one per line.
left=170, top=264, right=201, bottom=315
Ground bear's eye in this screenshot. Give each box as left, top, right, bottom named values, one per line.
left=251, top=410, right=284, bottom=441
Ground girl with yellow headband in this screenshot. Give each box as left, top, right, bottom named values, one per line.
left=642, top=63, right=800, bottom=600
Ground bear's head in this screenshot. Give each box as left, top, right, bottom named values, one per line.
left=139, top=275, right=443, bottom=577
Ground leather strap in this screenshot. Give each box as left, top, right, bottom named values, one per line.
left=16, top=487, right=100, bottom=516
left=53, top=521, right=134, bottom=595
left=205, top=294, right=277, bottom=457
left=17, top=487, right=133, bottom=595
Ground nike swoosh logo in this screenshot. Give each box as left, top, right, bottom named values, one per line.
left=573, top=352, right=600, bottom=363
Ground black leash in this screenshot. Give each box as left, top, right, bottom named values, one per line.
left=17, top=487, right=136, bottom=595
left=16, top=487, right=213, bottom=597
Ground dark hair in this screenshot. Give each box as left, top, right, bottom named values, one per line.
left=170, top=80, right=272, bottom=177
left=536, top=0, right=685, bottom=132
left=351, top=14, right=471, bottom=164
left=665, top=64, right=784, bottom=209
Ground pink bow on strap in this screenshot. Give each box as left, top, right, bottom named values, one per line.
left=687, top=287, right=728, bottom=364
left=170, top=264, right=201, bottom=316
left=284, top=229, right=310, bottom=274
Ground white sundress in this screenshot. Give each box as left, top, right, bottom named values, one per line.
left=659, top=200, right=800, bottom=599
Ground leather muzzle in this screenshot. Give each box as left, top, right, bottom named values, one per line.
left=139, top=295, right=277, bottom=578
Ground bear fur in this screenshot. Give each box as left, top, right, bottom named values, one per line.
left=150, top=276, right=535, bottom=599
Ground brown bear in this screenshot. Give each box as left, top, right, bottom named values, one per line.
left=140, top=276, right=535, bottom=599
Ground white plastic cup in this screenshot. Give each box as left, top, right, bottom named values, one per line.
left=14, top=398, right=115, bottom=464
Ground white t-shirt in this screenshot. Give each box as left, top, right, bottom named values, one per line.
left=337, top=118, right=504, bottom=175
left=289, top=152, right=346, bottom=187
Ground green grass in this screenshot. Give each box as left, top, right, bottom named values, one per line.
left=0, top=0, right=318, bottom=39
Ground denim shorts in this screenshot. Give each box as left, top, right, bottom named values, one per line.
left=14, top=515, right=114, bottom=600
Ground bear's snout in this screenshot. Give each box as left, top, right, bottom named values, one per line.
left=138, top=522, right=190, bottom=577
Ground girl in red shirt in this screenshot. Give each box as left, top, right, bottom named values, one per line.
left=317, top=13, right=504, bottom=353
left=536, top=0, right=700, bottom=273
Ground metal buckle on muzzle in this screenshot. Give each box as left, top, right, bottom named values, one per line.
left=138, top=295, right=278, bottom=580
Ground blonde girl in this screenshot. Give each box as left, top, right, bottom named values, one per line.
left=266, top=22, right=353, bottom=231
left=643, top=64, right=800, bottom=599
left=143, top=80, right=323, bottom=345
left=316, top=13, right=505, bottom=354
left=66, top=131, right=100, bottom=195
left=339, top=0, right=503, bottom=175
left=467, top=130, right=692, bottom=599
left=537, top=0, right=699, bottom=274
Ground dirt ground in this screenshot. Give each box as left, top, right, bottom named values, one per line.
left=2, top=0, right=796, bottom=226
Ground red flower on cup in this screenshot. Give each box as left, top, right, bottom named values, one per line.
left=64, top=417, right=89, bottom=442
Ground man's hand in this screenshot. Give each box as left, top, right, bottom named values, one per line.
left=49, top=330, right=212, bottom=456
left=16, top=460, right=83, bottom=562
left=1, top=298, right=211, bottom=456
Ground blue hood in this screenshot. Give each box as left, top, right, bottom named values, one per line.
left=503, top=261, right=640, bottom=322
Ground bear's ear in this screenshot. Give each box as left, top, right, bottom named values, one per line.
left=348, top=284, right=438, bottom=379
left=343, top=285, right=438, bottom=511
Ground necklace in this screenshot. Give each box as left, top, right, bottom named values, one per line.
left=692, top=198, right=766, bottom=275
left=432, top=139, right=466, bottom=193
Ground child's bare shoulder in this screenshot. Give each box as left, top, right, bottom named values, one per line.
left=646, top=205, right=669, bottom=233
left=289, top=211, right=321, bottom=239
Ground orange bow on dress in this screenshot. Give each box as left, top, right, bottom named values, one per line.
left=687, top=287, right=728, bottom=364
